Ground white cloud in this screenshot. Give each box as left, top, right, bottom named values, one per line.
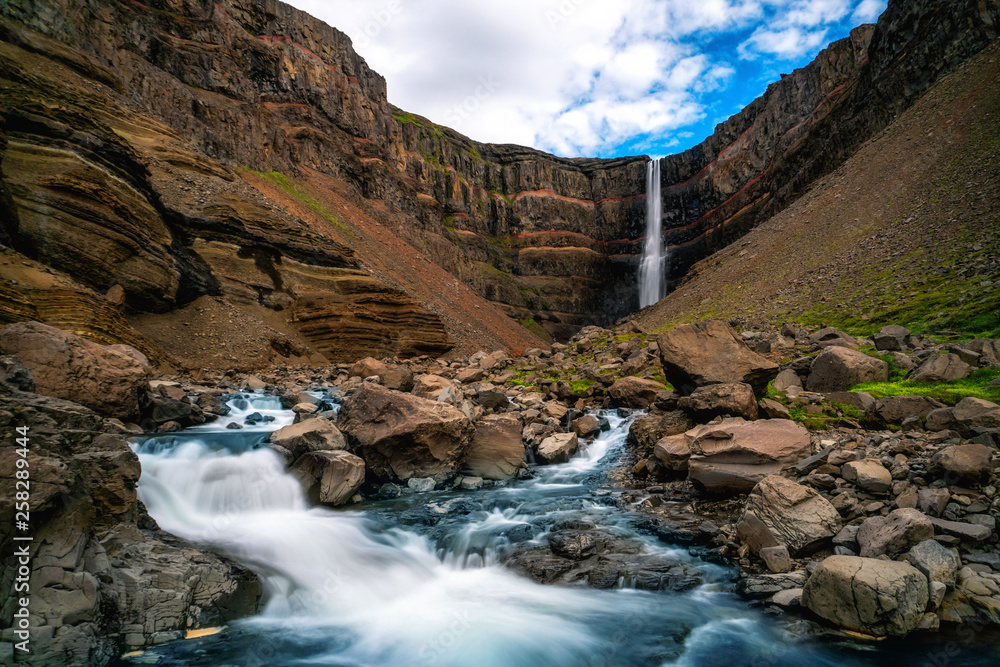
left=853, top=0, right=887, bottom=23
left=739, top=26, right=829, bottom=59
left=284, top=0, right=880, bottom=156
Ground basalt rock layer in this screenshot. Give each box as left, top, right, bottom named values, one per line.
left=0, top=0, right=997, bottom=357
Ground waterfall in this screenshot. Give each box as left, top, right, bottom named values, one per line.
left=638, top=158, right=665, bottom=308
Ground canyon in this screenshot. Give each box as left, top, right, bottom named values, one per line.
left=1, top=0, right=997, bottom=370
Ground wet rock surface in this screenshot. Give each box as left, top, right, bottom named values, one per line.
left=0, top=388, right=261, bottom=665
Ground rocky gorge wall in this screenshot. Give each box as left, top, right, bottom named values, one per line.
left=0, top=0, right=997, bottom=356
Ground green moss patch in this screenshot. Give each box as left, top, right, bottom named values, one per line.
left=851, top=367, right=1000, bottom=406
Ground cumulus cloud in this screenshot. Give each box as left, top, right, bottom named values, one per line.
left=284, top=0, right=885, bottom=157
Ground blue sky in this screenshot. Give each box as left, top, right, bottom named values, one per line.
left=286, top=0, right=888, bottom=159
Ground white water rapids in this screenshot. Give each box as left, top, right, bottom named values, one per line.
left=130, top=395, right=994, bottom=666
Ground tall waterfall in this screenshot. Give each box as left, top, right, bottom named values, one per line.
left=638, top=159, right=665, bottom=308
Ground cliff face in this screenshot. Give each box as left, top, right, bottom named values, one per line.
left=0, top=0, right=997, bottom=359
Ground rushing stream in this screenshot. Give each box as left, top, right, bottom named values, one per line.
left=127, top=394, right=997, bottom=667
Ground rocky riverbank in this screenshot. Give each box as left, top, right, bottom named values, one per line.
left=1, top=316, right=999, bottom=662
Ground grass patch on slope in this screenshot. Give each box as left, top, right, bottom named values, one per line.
left=851, top=367, right=1000, bottom=405
left=242, top=168, right=354, bottom=237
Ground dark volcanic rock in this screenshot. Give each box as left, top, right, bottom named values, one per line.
left=0, top=389, right=261, bottom=665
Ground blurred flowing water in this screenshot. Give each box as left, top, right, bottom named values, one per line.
left=127, top=395, right=1000, bottom=667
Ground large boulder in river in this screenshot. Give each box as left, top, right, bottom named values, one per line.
left=738, top=476, right=841, bottom=555
left=678, top=382, right=758, bottom=420
left=0, top=321, right=151, bottom=419
left=536, top=432, right=579, bottom=464
left=685, top=419, right=812, bottom=494
left=463, top=413, right=525, bottom=479
left=628, top=410, right=693, bottom=457
left=339, top=384, right=474, bottom=483
left=656, top=320, right=778, bottom=396
left=269, top=417, right=347, bottom=460
left=806, top=347, right=888, bottom=393
left=802, top=556, right=928, bottom=637
left=292, top=450, right=366, bottom=506
left=607, top=376, right=669, bottom=409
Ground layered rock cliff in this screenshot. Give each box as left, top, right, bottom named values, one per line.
left=0, top=0, right=997, bottom=360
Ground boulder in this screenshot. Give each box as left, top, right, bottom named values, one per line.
left=0, top=321, right=151, bottom=419
left=857, top=508, right=934, bottom=558
left=929, top=444, right=994, bottom=485
left=455, top=367, right=485, bottom=383
left=966, top=338, right=1000, bottom=367
left=875, top=395, right=947, bottom=424
left=652, top=434, right=691, bottom=473
left=339, top=384, right=474, bottom=483
left=908, top=354, right=972, bottom=383
left=677, top=382, right=758, bottom=420
left=874, top=325, right=911, bottom=352
left=917, top=488, right=952, bottom=517
left=760, top=545, right=792, bottom=574
left=572, top=415, right=602, bottom=438
left=349, top=357, right=387, bottom=378
left=140, top=393, right=207, bottom=429
left=463, top=413, right=525, bottom=480
left=411, top=374, right=459, bottom=402
left=906, top=539, right=960, bottom=588
left=628, top=411, right=693, bottom=456
left=773, top=368, right=803, bottom=394
left=826, top=391, right=877, bottom=416
left=758, top=397, right=791, bottom=420
left=928, top=516, right=992, bottom=542
left=536, top=432, right=579, bottom=464
left=269, top=418, right=347, bottom=460
left=801, top=556, right=929, bottom=637
left=806, top=347, right=888, bottom=393
left=656, top=320, right=778, bottom=396
left=407, top=477, right=436, bottom=493
left=291, top=450, right=365, bottom=506
left=684, top=419, right=812, bottom=494
left=738, top=476, right=842, bottom=555
left=926, top=397, right=1000, bottom=435
left=383, top=366, right=415, bottom=392
left=544, top=401, right=569, bottom=420
left=809, top=327, right=857, bottom=348
left=476, top=385, right=509, bottom=411
left=841, top=459, right=892, bottom=493
left=608, top=376, right=670, bottom=409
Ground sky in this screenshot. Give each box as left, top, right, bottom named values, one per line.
left=285, top=0, right=888, bottom=159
